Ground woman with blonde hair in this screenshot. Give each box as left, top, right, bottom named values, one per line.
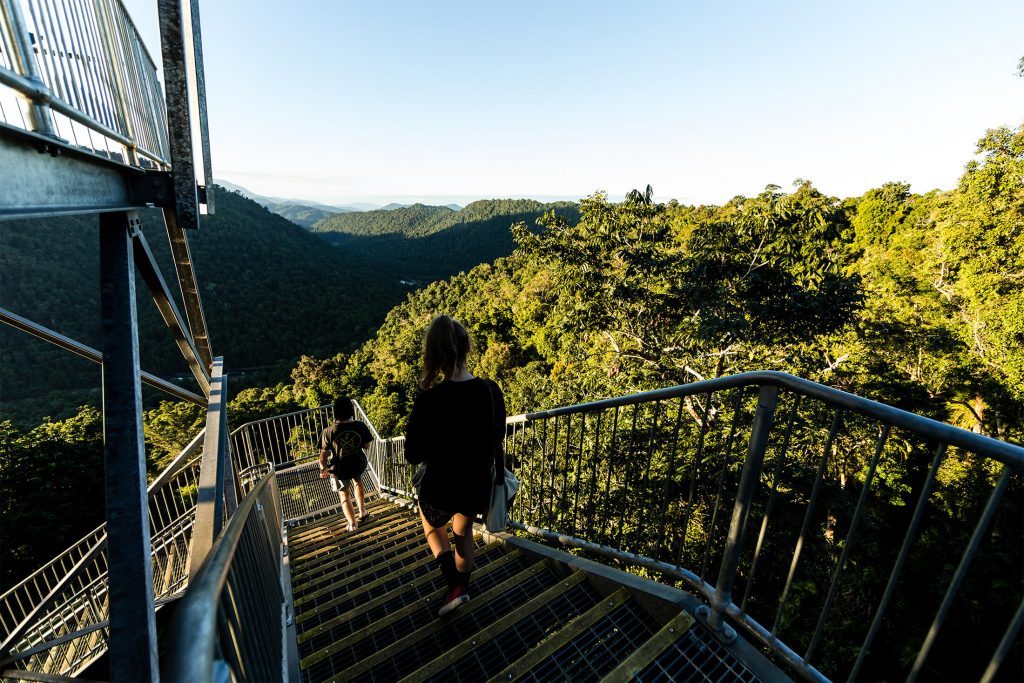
left=404, top=314, right=506, bottom=617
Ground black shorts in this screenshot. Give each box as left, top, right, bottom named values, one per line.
left=419, top=499, right=478, bottom=529
left=332, top=457, right=367, bottom=482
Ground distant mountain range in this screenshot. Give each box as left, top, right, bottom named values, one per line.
left=213, top=179, right=461, bottom=228
left=311, top=198, right=580, bottom=281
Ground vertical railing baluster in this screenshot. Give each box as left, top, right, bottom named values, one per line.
left=706, top=385, right=778, bottom=636
left=773, top=409, right=844, bottom=638
left=634, top=400, right=661, bottom=553
left=677, top=390, right=725, bottom=571
left=804, top=422, right=889, bottom=662
left=908, top=466, right=1013, bottom=681
left=584, top=411, right=603, bottom=540
left=601, top=407, right=620, bottom=547
left=981, top=597, right=1024, bottom=683
left=700, top=393, right=743, bottom=582
left=847, top=443, right=948, bottom=682
left=617, top=404, right=641, bottom=549
left=656, top=396, right=686, bottom=557
left=570, top=412, right=587, bottom=534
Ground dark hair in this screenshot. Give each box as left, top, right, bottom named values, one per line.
left=333, top=396, right=355, bottom=420
left=419, top=314, right=470, bottom=388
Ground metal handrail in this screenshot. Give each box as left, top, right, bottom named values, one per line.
left=517, top=371, right=1022, bottom=466
left=163, top=469, right=284, bottom=683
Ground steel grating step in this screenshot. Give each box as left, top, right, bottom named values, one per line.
left=299, top=551, right=532, bottom=681
left=292, top=526, right=429, bottom=593
left=337, top=559, right=563, bottom=683
left=487, top=588, right=657, bottom=682
left=288, top=498, right=396, bottom=545
left=291, top=511, right=417, bottom=570
left=617, top=619, right=764, bottom=683
left=291, top=512, right=416, bottom=564
left=401, top=570, right=603, bottom=683
left=292, top=535, right=487, bottom=610
left=294, top=540, right=497, bottom=632
left=296, top=542, right=507, bottom=649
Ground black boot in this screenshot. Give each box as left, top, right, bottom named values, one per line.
left=436, top=550, right=459, bottom=590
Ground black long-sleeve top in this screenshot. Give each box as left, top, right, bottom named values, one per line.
left=404, top=377, right=506, bottom=514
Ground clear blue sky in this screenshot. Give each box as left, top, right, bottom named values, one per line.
left=128, top=0, right=1023, bottom=207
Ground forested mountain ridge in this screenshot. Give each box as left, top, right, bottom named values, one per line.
left=0, top=187, right=409, bottom=422
left=264, top=203, right=338, bottom=228
left=311, top=198, right=577, bottom=238
left=312, top=199, right=581, bottom=282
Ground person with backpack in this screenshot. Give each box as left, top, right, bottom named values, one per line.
left=318, top=396, right=372, bottom=532
left=404, top=314, right=507, bottom=617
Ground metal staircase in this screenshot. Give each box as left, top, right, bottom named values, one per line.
left=286, top=499, right=771, bottom=683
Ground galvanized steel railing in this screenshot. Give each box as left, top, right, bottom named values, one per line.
left=373, top=371, right=1023, bottom=683
left=0, top=429, right=205, bottom=676
left=230, top=402, right=383, bottom=525
left=163, top=470, right=286, bottom=683
left=0, top=0, right=169, bottom=166
left=162, top=403, right=389, bottom=681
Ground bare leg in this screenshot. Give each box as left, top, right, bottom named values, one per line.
left=451, top=513, right=475, bottom=573
left=354, top=479, right=366, bottom=519
left=418, top=505, right=451, bottom=557
left=340, top=490, right=357, bottom=531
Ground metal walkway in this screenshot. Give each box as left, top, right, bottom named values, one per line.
left=286, top=498, right=779, bottom=683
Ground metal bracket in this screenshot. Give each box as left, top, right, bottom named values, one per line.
left=694, top=605, right=738, bottom=644
left=129, top=172, right=175, bottom=208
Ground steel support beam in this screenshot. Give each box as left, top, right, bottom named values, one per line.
left=161, top=208, right=214, bottom=368
left=158, top=0, right=200, bottom=230
left=0, top=124, right=154, bottom=220
left=132, top=231, right=211, bottom=396
left=98, top=211, right=158, bottom=682
left=0, top=307, right=205, bottom=405
left=188, top=358, right=227, bottom=578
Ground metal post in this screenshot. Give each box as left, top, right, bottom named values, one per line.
left=704, top=385, right=778, bottom=639
left=1, top=0, right=57, bottom=136
left=99, top=210, right=158, bottom=681
left=158, top=0, right=199, bottom=230
left=187, top=0, right=214, bottom=213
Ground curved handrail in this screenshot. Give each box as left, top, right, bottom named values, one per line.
left=515, top=371, right=1023, bottom=466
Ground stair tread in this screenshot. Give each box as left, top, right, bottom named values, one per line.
left=337, top=559, right=558, bottom=682
left=399, top=571, right=596, bottom=683
left=299, top=550, right=528, bottom=674
left=294, top=541, right=498, bottom=630
left=296, top=542, right=503, bottom=645
left=486, top=588, right=633, bottom=683
left=601, top=610, right=696, bottom=683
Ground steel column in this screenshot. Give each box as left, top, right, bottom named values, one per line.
left=187, top=0, right=214, bottom=213
left=157, top=0, right=199, bottom=230
left=99, top=210, right=158, bottom=682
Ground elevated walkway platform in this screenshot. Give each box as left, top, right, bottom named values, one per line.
left=286, top=498, right=784, bottom=683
